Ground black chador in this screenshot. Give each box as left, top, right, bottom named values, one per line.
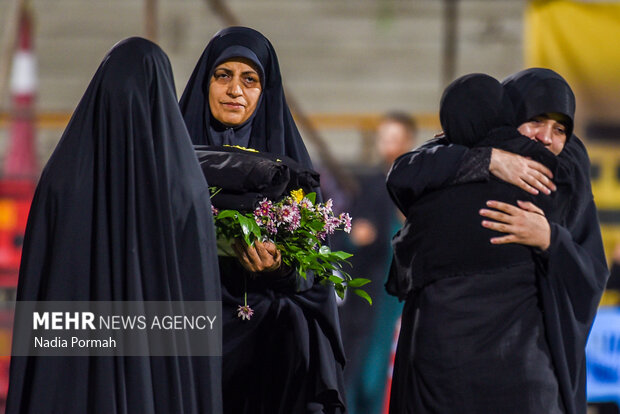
left=6, top=38, right=222, bottom=414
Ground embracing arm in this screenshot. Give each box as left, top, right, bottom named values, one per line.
left=386, top=137, right=556, bottom=215
left=489, top=148, right=556, bottom=195
left=386, top=137, right=468, bottom=214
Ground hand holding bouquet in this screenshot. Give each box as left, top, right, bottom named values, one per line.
left=212, top=189, right=371, bottom=305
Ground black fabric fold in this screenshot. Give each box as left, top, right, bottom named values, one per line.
left=194, top=144, right=321, bottom=211
left=196, top=149, right=290, bottom=200
left=210, top=191, right=264, bottom=211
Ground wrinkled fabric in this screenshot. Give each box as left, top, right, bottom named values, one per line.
left=195, top=145, right=320, bottom=212
left=6, top=38, right=222, bottom=414
left=180, top=27, right=346, bottom=414
left=391, top=264, right=565, bottom=414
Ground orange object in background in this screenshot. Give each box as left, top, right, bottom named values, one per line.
left=0, top=179, right=34, bottom=288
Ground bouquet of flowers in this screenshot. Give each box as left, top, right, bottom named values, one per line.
left=212, top=188, right=371, bottom=305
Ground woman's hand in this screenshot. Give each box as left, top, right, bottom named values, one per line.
left=490, top=148, right=556, bottom=195
left=479, top=200, right=551, bottom=251
left=232, top=239, right=282, bottom=273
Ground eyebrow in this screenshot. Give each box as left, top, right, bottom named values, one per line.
left=214, top=67, right=258, bottom=76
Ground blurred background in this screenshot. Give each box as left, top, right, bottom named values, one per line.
left=0, top=0, right=618, bottom=413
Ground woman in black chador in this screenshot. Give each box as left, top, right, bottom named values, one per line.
left=388, top=73, right=567, bottom=413
left=387, top=69, right=608, bottom=414
left=6, top=38, right=222, bottom=413
left=180, top=27, right=346, bottom=414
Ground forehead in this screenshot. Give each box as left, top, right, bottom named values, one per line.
left=533, top=112, right=569, bottom=127
left=213, top=57, right=260, bottom=73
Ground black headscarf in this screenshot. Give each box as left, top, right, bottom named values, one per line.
left=6, top=37, right=222, bottom=413
left=502, top=67, right=576, bottom=139
left=180, top=27, right=346, bottom=414
left=440, top=73, right=516, bottom=147
left=179, top=26, right=314, bottom=168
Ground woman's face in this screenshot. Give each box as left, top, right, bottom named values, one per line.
left=517, top=113, right=567, bottom=155
left=208, top=58, right=262, bottom=126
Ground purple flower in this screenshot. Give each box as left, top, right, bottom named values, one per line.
left=287, top=211, right=301, bottom=231
left=267, top=222, right=278, bottom=235
left=277, top=204, right=301, bottom=229
left=279, top=204, right=294, bottom=222
left=237, top=305, right=254, bottom=321
left=211, top=205, right=219, bottom=216
left=324, top=199, right=333, bottom=212
left=324, top=216, right=341, bottom=235
left=317, top=231, right=327, bottom=241
left=339, top=213, right=352, bottom=233
left=299, top=197, right=313, bottom=210
left=255, top=199, right=273, bottom=217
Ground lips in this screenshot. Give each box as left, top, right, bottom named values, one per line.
left=222, top=102, right=245, bottom=109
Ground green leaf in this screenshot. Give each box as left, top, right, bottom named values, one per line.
left=216, top=210, right=238, bottom=219
left=307, top=192, right=317, bottom=204
left=332, top=250, right=353, bottom=260
left=328, top=274, right=344, bottom=284
left=347, top=278, right=371, bottom=288
left=335, top=283, right=345, bottom=299
left=236, top=215, right=260, bottom=241
left=307, top=220, right=324, bottom=232
left=354, top=289, right=372, bottom=305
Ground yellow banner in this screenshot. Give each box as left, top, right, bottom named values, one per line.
left=526, top=1, right=620, bottom=123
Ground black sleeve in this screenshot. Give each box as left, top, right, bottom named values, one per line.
left=452, top=147, right=492, bottom=185
left=386, top=137, right=470, bottom=214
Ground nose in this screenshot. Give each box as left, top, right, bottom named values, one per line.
left=227, top=78, right=243, bottom=97
left=535, top=123, right=553, bottom=146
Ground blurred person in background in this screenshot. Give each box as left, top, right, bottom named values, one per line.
left=179, top=26, right=346, bottom=414
left=336, top=112, right=416, bottom=414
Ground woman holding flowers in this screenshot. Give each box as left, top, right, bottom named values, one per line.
left=180, top=27, right=346, bottom=414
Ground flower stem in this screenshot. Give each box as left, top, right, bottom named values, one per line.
left=244, top=276, right=248, bottom=307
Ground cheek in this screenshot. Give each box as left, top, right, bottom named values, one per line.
left=551, top=137, right=567, bottom=154
left=208, top=84, right=221, bottom=108
left=246, top=90, right=262, bottom=110
left=517, top=124, right=536, bottom=140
